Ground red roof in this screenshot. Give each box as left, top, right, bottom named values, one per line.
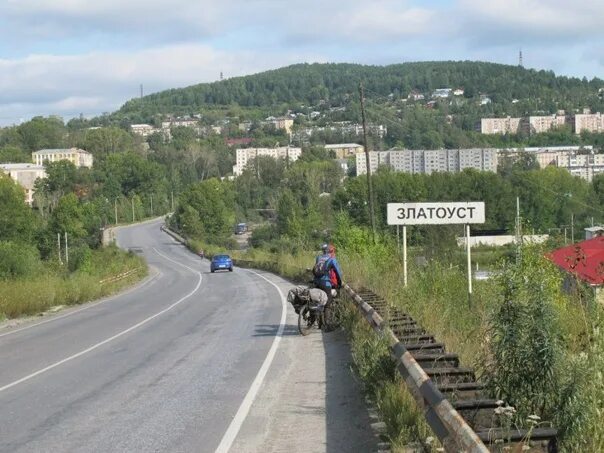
left=547, top=236, right=604, bottom=285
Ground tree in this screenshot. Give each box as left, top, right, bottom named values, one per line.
left=0, top=174, right=37, bottom=243
left=0, top=146, right=30, bottom=163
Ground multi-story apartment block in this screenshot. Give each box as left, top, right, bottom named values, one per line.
left=528, top=113, right=568, bottom=134
left=130, top=124, right=159, bottom=137
left=324, top=143, right=364, bottom=159
left=232, top=146, right=302, bottom=176
left=32, top=148, right=93, bottom=168
left=0, top=163, right=47, bottom=205
left=356, top=149, right=498, bottom=175
left=574, top=112, right=604, bottom=134
left=480, top=117, right=523, bottom=135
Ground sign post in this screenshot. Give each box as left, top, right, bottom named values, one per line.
left=387, top=202, right=485, bottom=297
left=403, top=225, right=408, bottom=287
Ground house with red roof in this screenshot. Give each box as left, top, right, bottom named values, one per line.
left=547, top=235, right=604, bottom=303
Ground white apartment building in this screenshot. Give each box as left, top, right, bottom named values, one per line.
left=574, top=112, right=604, bottom=134
left=32, top=148, right=93, bottom=168
left=356, top=149, right=498, bottom=175
left=130, top=124, right=159, bottom=136
left=324, top=143, right=364, bottom=159
left=0, top=163, right=47, bottom=205
left=481, top=117, right=523, bottom=134
left=232, top=146, right=302, bottom=176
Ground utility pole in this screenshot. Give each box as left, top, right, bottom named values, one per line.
left=571, top=213, right=575, bottom=243
left=57, top=233, right=62, bottom=265
left=359, top=82, right=376, bottom=242
left=131, top=197, right=135, bottom=222
left=150, top=194, right=154, bottom=216
left=515, top=196, right=522, bottom=263
left=64, top=232, right=69, bottom=265
left=171, top=191, right=174, bottom=212
left=114, top=198, right=118, bottom=225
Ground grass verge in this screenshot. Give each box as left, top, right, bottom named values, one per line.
left=0, top=245, right=147, bottom=319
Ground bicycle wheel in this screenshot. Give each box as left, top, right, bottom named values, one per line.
left=298, top=304, right=315, bottom=336
left=322, top=301, right=340, bottom=332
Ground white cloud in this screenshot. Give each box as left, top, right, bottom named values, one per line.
left=0, top=43, right=324, bottom=125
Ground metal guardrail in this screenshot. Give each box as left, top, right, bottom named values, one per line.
left=344, top=285, right=559, bottom=453
left=344, top=284, right=489, bottom=452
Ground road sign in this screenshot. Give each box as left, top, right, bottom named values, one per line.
left=387, top=202, right=485, bottom=225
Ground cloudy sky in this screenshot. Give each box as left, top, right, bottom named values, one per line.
left=1, top=0, right=603, bottom=125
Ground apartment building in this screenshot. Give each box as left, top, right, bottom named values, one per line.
left=32, top=148, right=93, bottom=168
left=130, top=124, right=159, bottom=137
left=528, top=113, right=567, bottom=134
left=480, top=117, right=523, bottom=134
left=356, top=148, right=498, bottom=175
left=0, top=163, right=47, bottom=205
left=574, top=112, right=604, bottom=134
left=324, top=143, right=364, bottom=159
left=232, top=146, right=302, bottom=176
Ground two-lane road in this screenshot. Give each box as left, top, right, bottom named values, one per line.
left=0, top=220, right=285, bottom=452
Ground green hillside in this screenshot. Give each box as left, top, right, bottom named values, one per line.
left=115, top=61, right=604, bottom=122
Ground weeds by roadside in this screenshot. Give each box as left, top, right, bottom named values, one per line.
left=0, top=246, right=146, bottom=319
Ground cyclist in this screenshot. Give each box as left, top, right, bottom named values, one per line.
left=313, top=243, right=343, bottom=306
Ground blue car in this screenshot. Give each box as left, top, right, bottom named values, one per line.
left=210, top=254, right=233, bottom=273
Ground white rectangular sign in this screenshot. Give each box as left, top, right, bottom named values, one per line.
left=387, top=202, right=485, bottom=225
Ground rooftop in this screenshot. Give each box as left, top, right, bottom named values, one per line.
left=0, top=163, right=44, bottom=170
left=548, top=236, right=604, bottom=286
left=324, top=143, right=363, bottom=148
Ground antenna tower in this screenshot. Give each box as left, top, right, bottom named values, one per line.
left=518, top=49, right=523, bottom=67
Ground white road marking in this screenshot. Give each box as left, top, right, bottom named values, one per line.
left=0, top=271, right=160, bottom=340
left=214, top=269, right=287, bottom=453
left=0, top=248, right=202, bottom=393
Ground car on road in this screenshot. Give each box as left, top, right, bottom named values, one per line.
left=210, top=254, right=233, bottom=273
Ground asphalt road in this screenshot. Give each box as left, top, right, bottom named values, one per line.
left=0, top=219, right=287, bottom=452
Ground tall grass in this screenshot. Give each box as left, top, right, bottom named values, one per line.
left=0, top=246, right=146, bottom=319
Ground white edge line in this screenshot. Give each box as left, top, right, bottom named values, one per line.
left=0, top=271, right=160, bottom=339
left=214, top=269, right=287, bottom=453
left=0, top=248, right=201, bottom=394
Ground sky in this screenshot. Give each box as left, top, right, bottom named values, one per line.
left=1, top=0, right=603, bottom=126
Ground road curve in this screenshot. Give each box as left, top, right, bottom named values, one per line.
left=0, top=219, right=286, bottom=452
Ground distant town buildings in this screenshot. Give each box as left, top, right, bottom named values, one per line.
left=356, top=148, right=498, bottom=175
left=499, top=145, right=604, bottom=181
left=267, top=117, right=294, bottom=135
left=233, top=146, right=302, bottom=176
left=130, top=124, right=159, bottom=137
left=293, top=122, right=387, bottom=143
left=0, top=163, right=46, bottom=205
left=324, top=143, right=364, bottom=159
left=574, top=111, right=604, bottom=134
left=481, top=117, right=523, bottom=135
left=482, top=110, right=604, bottom=135
left=32, top=148, right=93, bottom=168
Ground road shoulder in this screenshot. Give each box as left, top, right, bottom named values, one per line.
left=230, top=270, right=380, bottom=453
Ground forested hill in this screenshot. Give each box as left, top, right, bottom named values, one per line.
left=116, top=61, right=604, bottom=122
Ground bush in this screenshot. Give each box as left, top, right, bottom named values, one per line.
left=68, top=243, right=92, bottom=273
left=0, top=241, right=42, bottom=279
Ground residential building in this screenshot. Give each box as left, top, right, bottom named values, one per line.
left=0, top=163, right=47, bottom=205
left=432, top=88, right=452, bottom=98
left=270, top=117, right=294, bottom=135
left=453, top=88, right=465, bottom=96
left=32, top=148, right=93, bottom=168
left=574, top=112, right=604, bottom=134
left=481, top=117, right=523, bottom=134
left=407, top=91, right=425, bottom=101
left=528, top=112, right=568, bottom=134
left=324, top=143, right=364, bottom=159
left=356, top=148, right=498, bottom=175
left=232, top=146, right=302, bottom=176
left=130, top=124, right=159, bottom=137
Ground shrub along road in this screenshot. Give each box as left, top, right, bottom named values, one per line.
left=0, top=219, right=377, bottom=452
